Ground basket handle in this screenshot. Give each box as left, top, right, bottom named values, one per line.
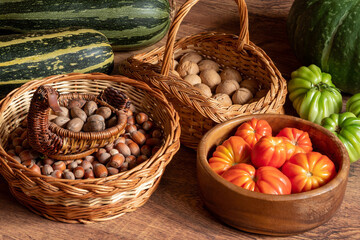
left=160, top=0, right=249, bottom=76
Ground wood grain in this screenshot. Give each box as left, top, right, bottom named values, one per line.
left=1, top=0, right=360, bottom=239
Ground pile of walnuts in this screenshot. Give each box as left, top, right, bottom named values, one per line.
left=174, top=51, right=268, bottom=106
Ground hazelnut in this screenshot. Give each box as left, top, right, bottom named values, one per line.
left=64, top=171, right=75, bottom=180
left=130, top=131, right=146, bottom=145
left=15, top=146, right=23, bottom=155
left=51, top=170, right=63, bottom=179
left=81, top=160, right=93, bottom=170
left=136, top=155, right=148, bottom=165
left=53, top=161, right=66, bottom=171
left=151, top=129, right=163, bottom=138
left=107, top=167, right=119, bottom=176
left=12, top=137, right=24, bottom=147
left=109, top=148, right=120, bottom=156
left=98, top=152, right=111, bottom=164
left=105, top=143, right=114, bottom=152
left=109, top=154, right=125, bottom=168
left=125, top=124, right=137, bottom=133
left=84, top=155, right=95, bottom=163
left=84, top=169, right=95, bottom=179
left=140, top=145, right=152, bottom=156
left=136, top=112, right=148, bottom=125
left=146, top=138, right=162, bottom=146
left=28, top=163, right=41, bottom=175
left=19, top=149, right=35, bottom=162
left=43, top=158, right=55, bottom=165
left=115, top=142, right=131, bottom=157
left=96, top=148, right=107, bottom=159
left=73, top=166, right=85, bottom=179
left=94, top=164, right=108, bottom=178
left=67, top=161, right=78, bottom=171
left=128, top=142, right=140, bottom=156
left=142, top=121, right=153, bottom=131
left=127, top=116, right=135, bottom=125
left=126, top=155, right=137, bottom=169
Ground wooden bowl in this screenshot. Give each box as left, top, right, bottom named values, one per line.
left=197, top=114, right=350, bottom=236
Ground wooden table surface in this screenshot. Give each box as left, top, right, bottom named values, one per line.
left=1, top=0, right=360, bottom=239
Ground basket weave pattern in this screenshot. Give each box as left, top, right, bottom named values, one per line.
left=0, top=73, right=181, bottom=223
left=120, top=0, right=287, bottom=149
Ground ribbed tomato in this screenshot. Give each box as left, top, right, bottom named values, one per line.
left=221, top=163, right=256, bottom=191
left=235, top=118, right=272, bottom=148
left=251, top=136, right=287, bottom=168
left=281, top=152, right=337, bottom=193
left=208, top=136, right=252, bottom=175
left=277, top=127, right=313, bottom=160
left=222, top=164, right=292, bottom=195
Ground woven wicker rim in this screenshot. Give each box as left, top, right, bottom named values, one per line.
left=0, top=73, right=181, bottom=185
left=122, top=0, right=287, bottom=123
left=161, top=0, right=249, bottom=76
left=47, top=92, right=127, bottom=140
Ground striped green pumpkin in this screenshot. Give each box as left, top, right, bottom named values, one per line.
left=0, top=28, right=114, bottom=96
left=0, top=0, right=171, bottom=51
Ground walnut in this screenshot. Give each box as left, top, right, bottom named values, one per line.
left=177, top=61, right=200, bottom=78
left=220, top=67, right=242, bottom=83
left=183, top=74, right=202, bottom=86
left=215, top=79, right=240, bottom=96
left=198, top=59, right=220, bottom=72
left=212, top=93, right=232, bottom=106
left=194, top=83, right=212, bottom=98
left=232, top=88, right=253, bottom=104
left=179, top=51, right=203, bottom=64
left=240, top=77, right=259, bottom=95
left=200, top=69, right=221, bottom=90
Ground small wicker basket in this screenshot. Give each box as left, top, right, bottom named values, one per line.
left=0, top=73, right=180, bottom=223
left=120, top=0, right=287, bottom=149
left=27, top=85, right=129, bottom=160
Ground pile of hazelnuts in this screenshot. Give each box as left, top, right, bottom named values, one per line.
left=6, top=104, right=163, bottom=180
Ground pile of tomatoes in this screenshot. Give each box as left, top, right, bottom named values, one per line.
left=208, top=118, right=337, bottom=195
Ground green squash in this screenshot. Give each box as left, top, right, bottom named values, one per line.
left=287, top=0, right=360, bottom=94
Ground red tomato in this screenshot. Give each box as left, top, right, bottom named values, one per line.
left=235, top=118, right=272, bottom=148
left=251, top=136, right=287, bottom=168
left=221, top=163, right=256, bottom=191
left=282, top=139, right=306, bottom=161
left=255, top=166, right=292, bottom=195
left=208, top=136, right=252, bottom=175
left=281, top=152, right=337, bottom=193
left=277, top=127, right=313, bottom=153
left=222, top=164, right=292, bottom=195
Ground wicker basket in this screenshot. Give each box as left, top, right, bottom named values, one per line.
left=120, top=0, right=287, bottom=149
left=0, top=73, right=180, bottom=223
left=27, top=85, right=130, bottom=160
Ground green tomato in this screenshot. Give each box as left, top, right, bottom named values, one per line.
left=321, top=112, right=360, bottom=163
left=288, top=64, right=342, bottom=124
left=346, top=93, right=360, bottom=118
